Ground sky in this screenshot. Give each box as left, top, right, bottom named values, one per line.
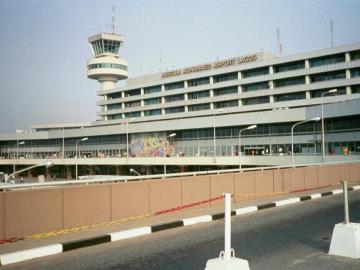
left=0, top=0, right=359, bottom=132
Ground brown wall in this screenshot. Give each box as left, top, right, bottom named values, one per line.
left=304, top=166, right=318, bottom=190
left=317, top=166, right=330, bottom=187
left=254, top=170, right=274, bottom=194
left=181, top=175, right=210, bottom=206
left=149, top=179, right=182, bottom=213
left=0, top=192, right=4, bottom=240
left=4, top=188, right=62, bottom=238
left=1, top=162, right=359, bottom=239
left=63, top=184, right=111, bottom=229
left=111, top=181, right=150, bottom=219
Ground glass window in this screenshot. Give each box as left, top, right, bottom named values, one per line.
left=188, top=90, right=210, bottom=100
left=144, top=109, right=161, bottom=116
left=213, top=72, right=238, bottom=83
left=107, top=104, right=122, bottom=110
left=309, top=53, right=345, bottom=67
left=165, top=94, right=184, bottom=103
left=274, top=92, right=306, bottom=102
left=274, top=61, right=305, bottom=73
left=108, top=114, right=122, bottom=120
left=350, top=68, right=360, bottom=78
left=165, top=81, right=184, bottom=91
left=310, top=87, right=346, bottom=98
left=107, top=93, right=121, bottom=99
left=213, top=86, right=238, bottom=96
left=242, top=67, right=269, bottom=78
left=124, top=89, right=141, bottom=97
left=243, top=96, right=270, bottom=106
left=88, top=63, right=127, bottom=71
left=310, top=70, right=346, bottom=83
left=144, top=97, right=162, bottom=106
left=242, top=81, right=269, bottom=92
left=188, top=103, right=211, bottom=111
left=125, top=111, right=141, bottom=118
left=274, top=76, right=305, bottom=88
left=351, top=85, right=360, bottom=94
left=214, top=100, right=238, bottom=108
left=350, top=50, right=360, bottom=61
left=125, top=101, right=141, bottom=108
left=165, top=106, right=185, bottom=114
left=188, top=77, right=210, bottom=87
left=144, top=85, right=161, bottom=94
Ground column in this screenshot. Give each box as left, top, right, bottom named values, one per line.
left=305, top=75, right=310, bottom=84
left=146, top=166, right=152, bottom=175
left=66, top=166, right=72, bottom=180
left=345, top=52, right=351, bottom=62
left=305, top=59, right=310, bottom=69
left=306, top=91, right=311, bottom=99
left=89, top=165, right=95, bottom=175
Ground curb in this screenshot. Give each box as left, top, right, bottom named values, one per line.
left=1, top=185, right=359, bottom=266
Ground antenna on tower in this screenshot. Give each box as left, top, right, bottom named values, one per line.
left=276, top=27, right=283, bottom=57
left=330, top=19, right=334, bottom=48
left=112, top=6, right=116, bottom=34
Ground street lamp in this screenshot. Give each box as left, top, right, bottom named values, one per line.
left=321, top=89, right=337, bottom=161
left=213, top=109, right=223, bottom=159
left=164, top=133, right=176, bottom=175
left=5, top=160, right=54, bottom=184
left=129, top=168, right=141, bottom=176
left=291, top=117, right=320, bottom=164
left=13, top=141, right=25, bottom=174
left=238, top=125, right=257, bottom=170
left=75, top=137, right=88, bottom=180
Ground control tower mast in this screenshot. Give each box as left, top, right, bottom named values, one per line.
left=87, top=32, right=128, bottom=91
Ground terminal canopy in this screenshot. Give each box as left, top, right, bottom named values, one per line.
left=88, top=33, right=124, bottom=56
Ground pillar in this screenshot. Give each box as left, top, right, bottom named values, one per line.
left=66, top=166, right=72, bottom=180
left=146, top=166, right=152, bottom=175
left=89, top=166, right=95, bottom=175
left=180, top=166, right=188, bottom=173
left=45, top=167, right=51, bottom=180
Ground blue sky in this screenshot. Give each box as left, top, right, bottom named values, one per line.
left=0, top=0, right=359, bottom=132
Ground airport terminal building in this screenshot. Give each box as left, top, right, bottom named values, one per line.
left=0, top=32, right=360, bottom=177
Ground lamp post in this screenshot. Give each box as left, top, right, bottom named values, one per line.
left=238, top=125, right=257, bottom=170
left=5, top=160, right=54, bottom=184
left=75, top=137, right=88, bottom=180
left=14, top=141, right=25, bottom=173
left=164, top=133, right=176, bottom=175
left=291, top=117, right=320, bottom=164
left=213, top=109, right=223, bottom=159
left=16, top=141, right=25, bottom=159
left=129, top=168, right=141, bottom=176
left=321, top=89, right=338, bottom=161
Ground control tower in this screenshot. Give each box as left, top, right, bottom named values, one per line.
left=87, top=33, right=128, bottom=91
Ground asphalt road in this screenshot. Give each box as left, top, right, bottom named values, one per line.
left=3, top=193, right=360, bottom=270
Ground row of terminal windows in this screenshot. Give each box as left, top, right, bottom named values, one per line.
left=105, top=52, right=360, bottom=100
left=3, top=116, right=357, bottom=148
left=108, top=65, right=359, bottom=101
left=88, top=63, right=127, bottom=70
left=105, top=84, right=360, bottom=113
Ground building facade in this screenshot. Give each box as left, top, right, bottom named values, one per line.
left=0, top=32, right=360, bottom=177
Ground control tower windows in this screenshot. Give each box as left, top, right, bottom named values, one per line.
left=91, top=39, right=122, bottom=55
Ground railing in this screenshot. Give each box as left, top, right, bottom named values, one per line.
left=1, top=159, right=359, bottom=191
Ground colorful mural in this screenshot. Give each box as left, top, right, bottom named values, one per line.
left=130, top=133, right=175, bottom=157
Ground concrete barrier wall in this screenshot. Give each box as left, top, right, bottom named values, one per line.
left=4, top=188, right=62, bottom=238
left=111, top=181, right=149, bottom=219
left=63, top=184, right=111, bottom=229
left=304, top=166, right=318, bottom=190
left=350, top=163, right=360, bottom=183
left=1, top=162, right=359, bottom=239
left=0, top=193, right=4, bottom=240
left=149, top=179, right=182, bottom=213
